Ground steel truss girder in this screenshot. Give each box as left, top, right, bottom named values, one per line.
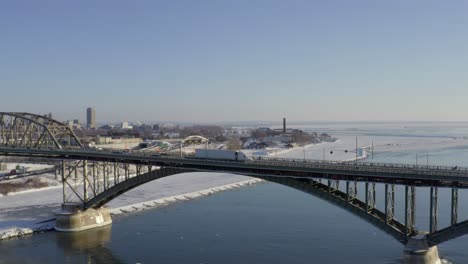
left=385, top=184, right=395, bottom=223
left=346, top=181, right=358, bottom=202
left=365, top=182, right=376, bottom=212
left=0, top=112, right=82, bottom=149
left=61, top=159, right=167, bottom=209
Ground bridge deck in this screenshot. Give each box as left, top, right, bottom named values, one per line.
left=1, top=147, right=468, bottom=187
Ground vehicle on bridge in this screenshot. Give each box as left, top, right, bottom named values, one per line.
left=194, top=149, right=251, bottom=161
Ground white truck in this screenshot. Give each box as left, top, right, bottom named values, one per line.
left=194, top=149, right=251, bottom=161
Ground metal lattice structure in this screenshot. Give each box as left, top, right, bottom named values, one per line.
left=58, top=158, right=418, bottom=244
left=0, top=112, right=82, bottom=149
left=181, top=135, right=209, bottom=145
left=58, top=160, right=191, bottom=209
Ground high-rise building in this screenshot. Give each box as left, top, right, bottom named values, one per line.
left=86, top=107, right=96, bottom=129
left=283, top=117, right=286, bottom=133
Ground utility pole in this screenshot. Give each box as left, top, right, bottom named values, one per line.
left=371, top=140, right=374, bottom=161
left=355, top=136, right=358, bottom=163
left=323, top=148, right=325, bottom=161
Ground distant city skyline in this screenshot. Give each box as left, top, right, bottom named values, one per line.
left=1, top=1, right=468, bottom=122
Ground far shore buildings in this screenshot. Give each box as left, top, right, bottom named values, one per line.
left=67, top=119, right=82, bottom=130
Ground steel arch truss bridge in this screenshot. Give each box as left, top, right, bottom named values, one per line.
left=0, top=112, right=82, bottom=149
left=57, top=158, right=468, bottom=246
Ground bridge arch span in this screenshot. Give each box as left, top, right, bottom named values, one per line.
left=82, top=167, right=409, bottom=244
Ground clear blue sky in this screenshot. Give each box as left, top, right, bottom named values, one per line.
left=1, top=1, right=467, bottom=123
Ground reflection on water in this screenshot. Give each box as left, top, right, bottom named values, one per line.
left=55, top=225, right=125, bottom=264
left=0, top=225, right=123, bottom=264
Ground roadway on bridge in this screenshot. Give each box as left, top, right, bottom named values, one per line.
left=1, top=147, right=468, bottom=187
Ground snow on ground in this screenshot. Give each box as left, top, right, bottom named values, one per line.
left=0, top=174, right=61, bottom=197
left=265, top=135, right=468, bottom=162
left=95, top=142, right=141, bottom=150
left=0, top=163, right=53, bottom=173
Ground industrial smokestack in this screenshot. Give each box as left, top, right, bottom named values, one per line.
left=283, top=118, right=286, bottom=133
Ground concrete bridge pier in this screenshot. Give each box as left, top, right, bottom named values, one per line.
left=403, top=236, right=441, bottom=264
left=55, top=203, right=112, bottom=232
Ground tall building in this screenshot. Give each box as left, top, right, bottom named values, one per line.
left=86, top=107, right=96, bottom=129
left=283, top=117, right=286, bottom=133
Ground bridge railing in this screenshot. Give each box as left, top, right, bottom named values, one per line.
left=248, top=155, right=468, bottom=172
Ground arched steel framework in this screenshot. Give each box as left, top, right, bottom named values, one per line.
left=181, top=135, right=209, bottom=145
left=60, top=160, right=412, bottom=244
left=78, top=168, right=409, bottom=243
left=0, top=112, right=82, bottom=149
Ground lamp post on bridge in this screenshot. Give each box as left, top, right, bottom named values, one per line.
left=328, top=136, right=360, bottom=164
left=415, top=153, right=430, bottom=168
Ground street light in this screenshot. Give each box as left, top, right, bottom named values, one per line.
left=415, top=153, right=429, bottom=167
left=355, top=136, right=358, bottom=164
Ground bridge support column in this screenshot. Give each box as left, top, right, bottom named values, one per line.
left=405, top=186, right=416, bottom=235
left=403, top=236, right=441, bottom=264
left=55, top=203, right=112, bottom=232
left=429, top=187, right=438, bottom=233
left=451, top=188, right=458, bottom=225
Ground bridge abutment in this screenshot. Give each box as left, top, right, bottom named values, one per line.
left=55, top=203, right=112, bottom=232
left=403, top=236, right=441, bottom=264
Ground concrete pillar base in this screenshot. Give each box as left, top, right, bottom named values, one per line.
left=403, top=237, right=441, bottom=264
left=55, top=203, right=112, bottom=232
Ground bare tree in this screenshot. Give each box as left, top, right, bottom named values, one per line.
left=226, top=138, right=242, bottom=150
